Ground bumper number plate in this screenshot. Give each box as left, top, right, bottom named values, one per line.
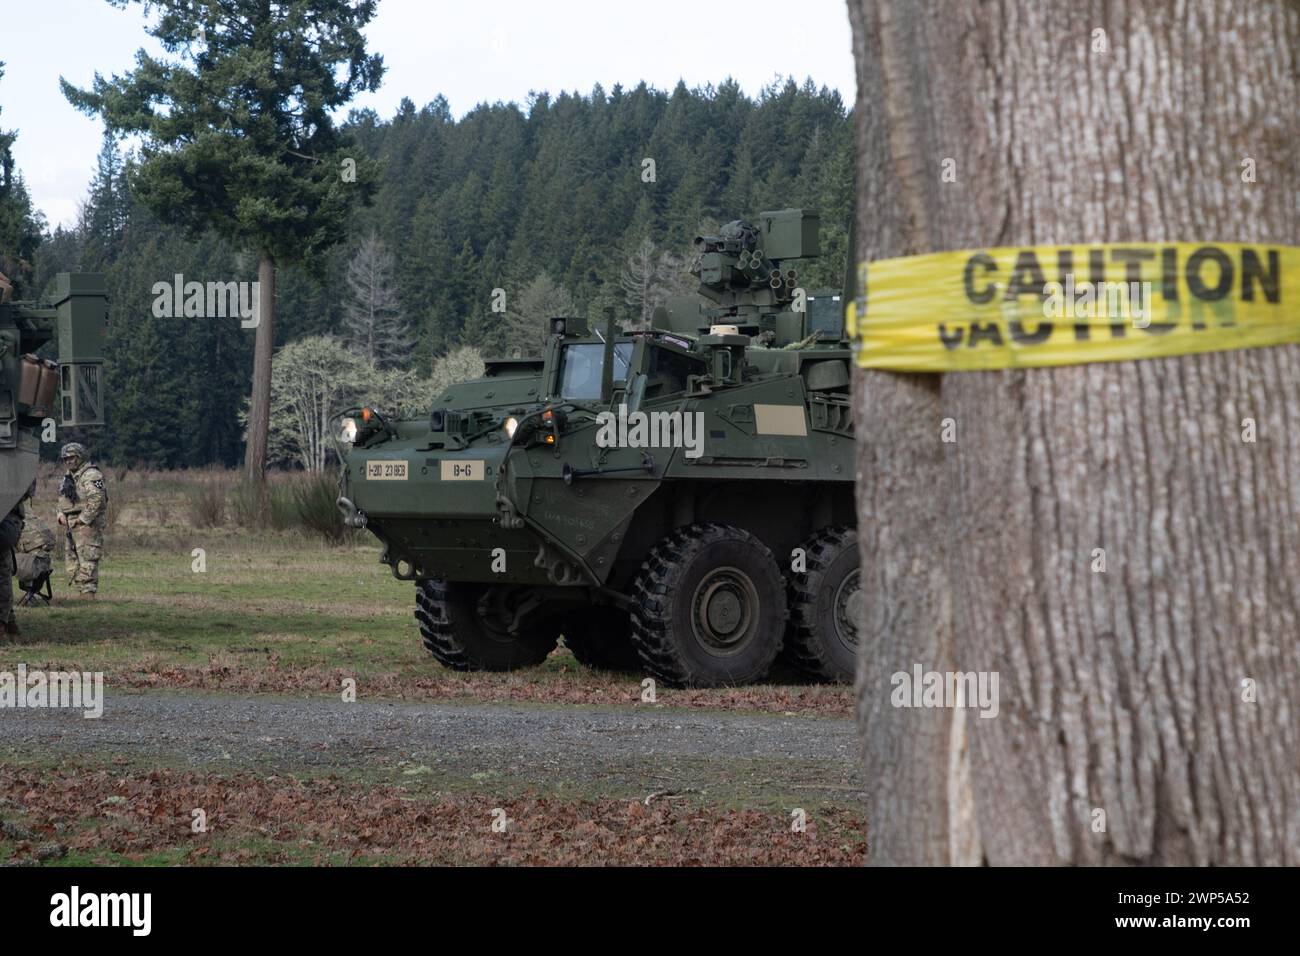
left=366, top=461, right=408, bottom=481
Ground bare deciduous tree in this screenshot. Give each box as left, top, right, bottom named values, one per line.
left=848, top=0, right=1299, bottom=865
left=430, top=345, right=486, bottom=397
left=620, top=237, right=696, bottom=328
left=267, top=338, right=485, bottom=471
left=345, top=232, right=412, bottom=367
left=269, top=336, right=370, bottom=472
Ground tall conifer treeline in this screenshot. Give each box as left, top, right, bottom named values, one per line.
left=20, top=78, right=852, bottom=467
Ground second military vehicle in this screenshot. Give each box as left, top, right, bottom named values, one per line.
left=0, top=273, right=106, bottom=517
left=339, top=209, right=859, bottom=685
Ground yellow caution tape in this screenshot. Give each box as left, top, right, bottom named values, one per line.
left=845, top=242, right=1299, bottom=371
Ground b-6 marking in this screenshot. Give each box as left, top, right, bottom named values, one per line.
left=440, top=460, right=485, bottom=481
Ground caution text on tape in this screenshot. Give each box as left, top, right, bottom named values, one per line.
left=846, top=242, right=1299, bottom=371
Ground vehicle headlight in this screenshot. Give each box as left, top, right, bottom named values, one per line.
left=503, top=416, right=519, bottom=438
left=341, top=417, right=358, bottom=443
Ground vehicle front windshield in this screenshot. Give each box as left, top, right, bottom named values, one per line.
left=559, top=343, right=633, bottom=400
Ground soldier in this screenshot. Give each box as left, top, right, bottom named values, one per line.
left=56, top=442, right=108, bottom=597
left=0, top=503, right=21, bottom=638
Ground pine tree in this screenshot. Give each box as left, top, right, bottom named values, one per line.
left=97, top=201, right=251, bottom=468
left=507, top=271, right=575, bottom=355
left=84, top=131, right=129, bottom=258
left=401, top=194, right=457, bottom=363
left=62, top=0, right=384, bottom=480
left=0, top=61, right=44, bottom=293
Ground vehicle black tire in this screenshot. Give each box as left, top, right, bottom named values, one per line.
left=783, top=526, right=861, bottom=682
left=561, top=606, right=640, bottom=671
left=630, top=523, right=788, bottom=687
left=415, top=579, right=558, bottom=671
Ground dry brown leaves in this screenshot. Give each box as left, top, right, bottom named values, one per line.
left=0, top=766, right=866, bottom=866
left=100, top=660, right=853, bottom=717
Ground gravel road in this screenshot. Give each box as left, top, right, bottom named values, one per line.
left=0, top=690, right=863, bottom=805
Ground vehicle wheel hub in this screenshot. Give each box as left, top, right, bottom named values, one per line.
left=692, top=567, right=758, bottom=651
left=476, top=587, right=523, bottom=645
left=834, top=570, right=863, bottom=649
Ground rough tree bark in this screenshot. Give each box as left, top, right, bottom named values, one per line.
left=244, top=251, right=276, bottom=480
left=849, top=0, right=1299, bottom=864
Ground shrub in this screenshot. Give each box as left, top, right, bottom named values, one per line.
left=266, top=481, right=299, bottom=531
left=229, top=479, right=266, bottom=529
left=290, top=472, right=350, bottom=545
left=102, top=486, right=122, bottom=534
left=187, top=480, right=226, bottom=528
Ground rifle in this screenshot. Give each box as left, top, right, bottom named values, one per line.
left=60, top=473, right=79, bottom=583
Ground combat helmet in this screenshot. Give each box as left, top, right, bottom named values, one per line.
left=59, top=442, right=89, bottom=469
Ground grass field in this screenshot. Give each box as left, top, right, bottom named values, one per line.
left=2, top=466, right=852, bottom=716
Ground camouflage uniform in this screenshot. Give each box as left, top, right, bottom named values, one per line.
left=0, top=507, right=19, bottom=635
left=16, top=497, right=55, bottom=595
left=57, top=443, right=107, bottom=595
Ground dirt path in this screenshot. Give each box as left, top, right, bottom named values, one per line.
left=0, top=689, right=862, bottom=807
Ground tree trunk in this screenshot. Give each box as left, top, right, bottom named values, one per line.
left=244, top=251, right=276, bottom=480
left=848, top=0, right=1299, bottom=864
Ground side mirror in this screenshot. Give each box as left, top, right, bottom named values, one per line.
left=625, top=372, right=647, bottom=414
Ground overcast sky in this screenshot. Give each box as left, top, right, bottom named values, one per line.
left=3, top=0, right=855, bottom=230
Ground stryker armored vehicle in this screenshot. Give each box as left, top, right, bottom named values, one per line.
left=338, top=209, right=859, bottom=685
left=0, top=273, right=106, bottom=516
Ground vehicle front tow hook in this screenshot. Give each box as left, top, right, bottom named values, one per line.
left=337, top=496, right=369, bottom=528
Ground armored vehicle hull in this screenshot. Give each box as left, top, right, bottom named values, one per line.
left=340, top=210, right=860, bottom=685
